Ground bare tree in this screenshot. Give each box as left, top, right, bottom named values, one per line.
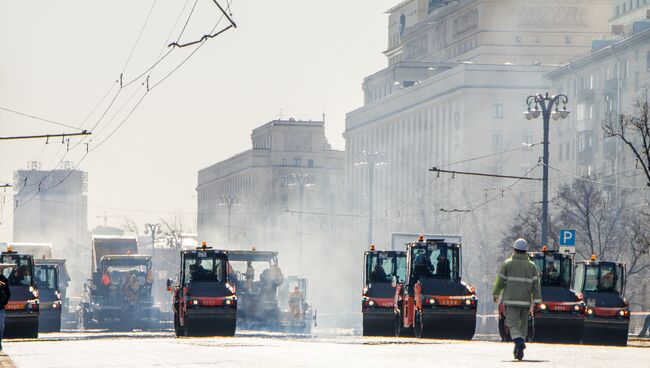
left=555, top=178, right=629, bottom=260
left=603, top=87, right=650, bottom=188
left=499, top=205, right=559, bottom=255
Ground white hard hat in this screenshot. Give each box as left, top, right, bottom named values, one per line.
left=513, top=238, right=528, bottom=251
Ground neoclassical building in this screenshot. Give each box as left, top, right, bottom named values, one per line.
left=197, top=119, right=344, bottom=249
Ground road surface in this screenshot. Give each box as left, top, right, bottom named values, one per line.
left=1, top=331, right=648, bottom=367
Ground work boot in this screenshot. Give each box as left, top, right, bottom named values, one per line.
left=513, top=338, right=525, bottom=361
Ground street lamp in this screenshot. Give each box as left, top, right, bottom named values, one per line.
left=523, top=92, right=570, bottom=250
left=219, top=194, right=240, bottom=243
left=144, top=223, right=162, bottom=263
left=282, top=173, right=315, bottom=273
left=354, top=151, right=387, bottom=246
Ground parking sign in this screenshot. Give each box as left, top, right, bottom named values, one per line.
left=560, top=230, right=576, bottom=246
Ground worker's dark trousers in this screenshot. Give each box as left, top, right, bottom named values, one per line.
left=505, top=306, right=529, bottom=340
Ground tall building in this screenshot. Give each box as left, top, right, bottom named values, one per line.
left=197, top=119, right=345, bottom=251
left=13, top=162, right=88, bottom=246
left=344, top=0, right=614, bottom=302
left=12, top=162, right=89, bottom=292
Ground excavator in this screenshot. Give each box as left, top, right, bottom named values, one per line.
left=574, top=256, right=629, bottom=346
left=394, top=236, right=477, bottom=339
left=361, top=245, right=406, bottom=336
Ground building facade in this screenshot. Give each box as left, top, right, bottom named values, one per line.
left=344, top=0, right=616, bottom=304
left=13, top=162, right=88, bottom=246
left=197, top=119, right=345, bottom=251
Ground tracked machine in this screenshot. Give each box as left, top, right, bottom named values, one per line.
left=277, top=276, right=316, bottom=334
left=394, top=236, right=477, bottom=339
left=499, top=247, right=585, bottom=343
left=361, top=245, right=406, bottom=336
left=169, top=242, right=237, bottom=337
left=78, top=236, right=160, bottom=330
left=1, top=247, right=39, bottom=338
left=574, top=257, right=629, bottom=346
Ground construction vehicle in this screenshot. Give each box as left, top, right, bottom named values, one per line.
left=33, top=260, right=63, bottom=332
left=361, top=245, right=406, bottom=336
left=7, top=243, right=70, bottom=332
left=394, top=236, right=477, bottom=339
left=277, top=276, right=316, bottom=334
left=574, top=257, right=629, bottom=346
left=168, top=242, right=237, bottom=337
left=78, top=235, right=160, bottom=330
left=1, top=247, right=39, bottom=338
left=227, top=249, right=314, bottom=333
left=499, top=247, right=585, bottom=343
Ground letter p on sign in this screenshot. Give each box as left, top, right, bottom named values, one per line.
left=560, top=230, right=576, bottom=246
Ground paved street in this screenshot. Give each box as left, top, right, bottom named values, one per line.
left=1, top=331, right=648, bottom=368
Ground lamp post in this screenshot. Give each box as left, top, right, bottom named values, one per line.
left=144, top=223, right=162, bottom=264
left=354, top=151, right=386, bottom=246
left=523, top=93, right=570, bottom=250
left=283, top=173, right=314, bottom=272
left=219, top=194, right=240, bottom=243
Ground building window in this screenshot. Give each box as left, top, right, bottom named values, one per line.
left=294, top=159, right=301, bottom=167
left=492, top=133, right=503, bottom=151
left=493, top=101, right=504, bottom=119
left=565, top=36, right=571, bottom=44
left=616, top=5, right=620, bottom=15
left=282, top=159, right=287, bottom=166
left=534, top=36, right=541, bottom=43
left=515, top=35, right=521, bottom=43
left=308, top=159, right=314, bottom=167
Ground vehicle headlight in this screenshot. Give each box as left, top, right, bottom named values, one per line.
left=574, top=305, right=580, bottom=311
left=192, top=299, right=199, bottom=306
left=368, top=300, right=375, bottom=306
left=465, top=299, right=472, bottom=306
left=539, top=304, right=547, bottom=310
left=52, top=302, right=59, bottom=309
left=618, top=310, right=625, bottom=316
left=587, top=309, right=593, bottom=315
left=429, top=298, right=435, bottom=305
left=225, top=299, right=232, bottom=305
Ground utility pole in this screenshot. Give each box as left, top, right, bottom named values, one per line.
left=144, top=223, right=161, bottom=264
left=355, top=151, right=386, bottom=246
left=523, top=93, right=570, bottom=249
left=283, top=173, right=314, bottom=273
left=219, top=194, right=240, bottom=243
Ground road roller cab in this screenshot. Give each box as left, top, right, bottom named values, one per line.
left=1, top=249, right=39, bottom=338
left=524, top=249, right=585, bottom=343
left=574, top=257, right=629, bottom=345
left=33, top=260, right=62, bottom=332
left=361, top=246, right=406, bottom=336
left=169, top=243, right=237, bottom=337
left=394, top=237, right=477, bottom=339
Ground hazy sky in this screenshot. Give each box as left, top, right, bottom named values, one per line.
left=0, top=0, right=397, bottom=240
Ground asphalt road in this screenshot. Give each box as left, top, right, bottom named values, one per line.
left=1, top=331, right=649, bottom=368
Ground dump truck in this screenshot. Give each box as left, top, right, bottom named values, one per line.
left=1, top=247, right=39, bottom=338
left=78, top=235, right=160, bottom=330
left=499, top=247, right=585, bottom=343
left=361, top=245, right=406, bottom=336
left=394, top=236, right=477, bottom=339
left=574, top=257, right=629, bottom=346
left=8, top=243, right=70, bottom=332
left=168, top=242, right=237, bottom=336
left=227, top=249, right=314, bottom=333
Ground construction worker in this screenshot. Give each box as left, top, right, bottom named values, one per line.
left=245, top=261, right=255, bottom=292
left=493, top=238, right=542, bottom=361
left=0, top=266, right=11, bottom=350
left=288, top=286, right=304, bottom=319
left=370, top=259, right=388, bottom=282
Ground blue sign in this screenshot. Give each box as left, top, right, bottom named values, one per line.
left=560, top=230, right=576, bottom=246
